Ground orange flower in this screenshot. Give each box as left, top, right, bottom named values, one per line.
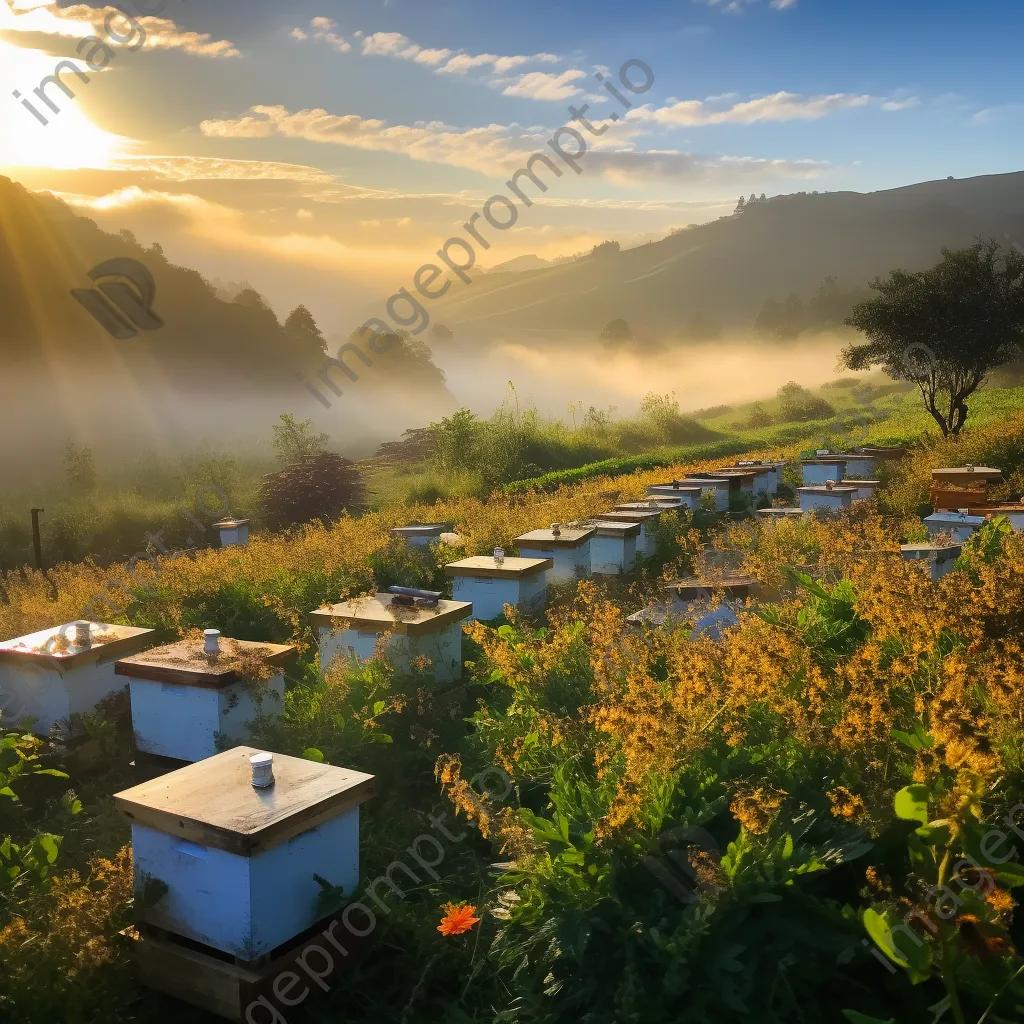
left=437, top=902, right=481, bottom=936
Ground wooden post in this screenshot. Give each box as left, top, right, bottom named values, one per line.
left=30, top=508, right=44, bottom=571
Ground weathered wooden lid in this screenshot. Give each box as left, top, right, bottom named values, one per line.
left=901, top=543, right=963, bottom=559
left=590, top=519, right=642, bottom=537
left=616, top=501, right=678, bottom=512
left=798, top=485, right=859, bottom=495
left=390, top=523, right=453, bottom=537
left=310, top=593, right=472, bottom=635
left=931, top=467, right=1002, bottom=480
left=676, top=477, right=731, bottom=488
left=756, top=507, right=804, bottom=517
left=114, top=745, right=375, bottom=857
left=801, top=458, right=849, bottom=466
left=647, top=482, right=704, bottom=492
left=0, top=623, right=155, bottom=670
left=445, top=556, right=553, bottom=580
left=707, top=468, right=760, bottom=479
left=515, top=527, right=595, bottom=548
left=115, top=638, right=295, bottom=689
left=596, top=509, right=663, bottom=524
left=213, top=518, right=249, bottom=529
left=666, top=573, right=758, bottom=598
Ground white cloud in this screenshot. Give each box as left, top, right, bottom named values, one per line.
left=289, top=16, right=349, bottom=52
left=2, top=1, right=239, bottom=57
left=500, top=70, right=587, bottom=101
left=696, top=0, right=798, bottom=11
left=881, top=97, right=920, bottom=112
left=290, top=21, right=570, bottom=98
left=109, top=154, right=335, bottom=183
left=199, top=103, right=832, bottom=189
left=631, top=91, right=872, bottom=126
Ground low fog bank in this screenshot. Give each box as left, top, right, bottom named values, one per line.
left=0, top=335, right=854, bottom=490
left=439, top=333, right=853, bottom=419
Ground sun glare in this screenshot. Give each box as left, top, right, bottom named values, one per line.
left=0, top=37, right=124, bottom=170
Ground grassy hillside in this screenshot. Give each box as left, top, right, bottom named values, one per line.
left=431, top=170, right=1024, bottom=337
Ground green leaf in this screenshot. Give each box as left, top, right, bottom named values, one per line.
left=33, top=769, right=69, bottom=778
left=497, top=625, right=515, bottom=639
left=914, top=820, right=951, bottom=847
left=372, top=733, right=393, bottom=744
left=61, top=791, right=83, bottom=816
left=372, top=700, right=386, bottom=716
left=302, top=748, right=325, bottom=762
left=894, top=785, right=931, bottom=825
left=37, top=834, right=61, bottom=864
left=995, top=863, right=1024, bottom=889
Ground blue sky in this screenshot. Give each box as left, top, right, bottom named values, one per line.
left=1, top=0, right=1022, bottom=324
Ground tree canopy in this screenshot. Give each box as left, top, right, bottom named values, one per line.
left=843, top=240, right=1024, bottom=436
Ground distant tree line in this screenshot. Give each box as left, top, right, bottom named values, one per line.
left=754, top=277, right=869, bottom=340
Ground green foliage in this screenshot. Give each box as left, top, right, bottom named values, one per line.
left=62, top=440, right=96, bottom=495
left=271, top=413, right=330, bottom=465
left=844, top=240, right=1024, bottom=436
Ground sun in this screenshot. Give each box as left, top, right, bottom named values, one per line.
left=0, top=36, right=125, bottom=170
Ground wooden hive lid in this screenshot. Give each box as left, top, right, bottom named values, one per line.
left=310, top=593, right=472, bottom=635
left=675, top=477, right=730, bottom=486
left=931, top=466, right=1002, bottom=479
left=798, top=485, right=859, bottom=494
left=801, top=457, right=849, bottom=466
left=444, top=556, right=553, bottom=579
left=924, top=511, right=985, bottom=524
left=589, top=519, right=642, bottom=537
left=0, top=623, right=156, bottom=670
left=647, top=481, right=704, bottom=491
left=115, top=637, right=295, bottom=689
left=213, top=518, right=249, bottom=528
left=665, top=572, right=758, bottom=597
left=615, top=501, right=678, bottom=512
left=901, top=542, right=963, bottom=557
left=390, top=523, right=453, bottom=537
left=596, top=509, right=663, bottom=523
left=515, top=526, right=595, bottom=548
left=114, top=746, right=375, bottom=856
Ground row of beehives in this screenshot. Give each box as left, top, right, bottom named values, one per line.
left=0, top=458, right=791, bottom=750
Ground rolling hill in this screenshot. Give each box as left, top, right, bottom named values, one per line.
left=431, top=170, right=1024, bottom=338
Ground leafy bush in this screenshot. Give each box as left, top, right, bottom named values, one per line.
left=260, top=453, right=365, bottom=530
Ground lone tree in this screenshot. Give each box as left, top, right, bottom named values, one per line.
left=843, top=240, right=1024, bottom=436
left=599, top=319, right=633, bottom=347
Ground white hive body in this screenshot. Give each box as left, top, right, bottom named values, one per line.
left=922, top=512, right=986, bottom=544
left=600, top=508, right=663, bottom=558
left=673, top=478, right=732, bottom=511
left=312, top=593, right=472, bottom=683
left=514, top=526, right=595, bottom=584
left=756, top=507, right=805, bottom=522
left=445, top=556, right=551, bottom=621
left=798, top=485, right=859, bottom=513
left=587, top=520, right=641, bottom=575
left=900, top=543, right=963, bottom=581
left=841, top=455, right=876, bottom=480
left=645, top=484, right=704, bottom=511
left=801, top=459, right=848, bottom=486
left=0, top=623, right=156, bottom=736
left=116, top=636, right=294, bottom=763
left=847, top=480, right=882, bottom=501
left=213, top=518, right=250, bottom=547
left=626, top=575, right=757, bottom=640
left=389, top=523, right=453, bottom=547
left=115, top=746, right=375, bottom=960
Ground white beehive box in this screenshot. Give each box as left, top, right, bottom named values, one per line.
left=848, top=479, right=882, bottom=501
left=801, top=459, right=848, bottom=486
left=756, top=507, right=805, bottom=522
left=445, top=555, right=552, bottom=621
left=799, top=484, right=859, bottom=513
left=587, top=519, right=641, bottom=575
left=116, top=635, right=295, bottom=763
left=627, top=574, right=757, bottom=638
left=707, top=468, right=766, bottom=497
left=311, top=593, right=472, bottom=682
left=595, top=509, right=663, bottom=558
left=668, top=478, right=732, bottom=510
left=736, top=460, right=788, bottom=493
left=841, top=455, right=876, bottom=480
left=213, top=518, right=250, bottom=547
left=900, top=543, right=963, bottom=581
left=515, top=526, right=595, bottom=583
left=979, top=504, right=1024, bottom=531
left=923, top=511, right=986, bottom=543
left=390, top=523, right=453, bottom=547
left=115, top=746, right=375, bottom=960
left=645, top=483, right=703, bottom=510
left=0, top=622, right=156, bottom=735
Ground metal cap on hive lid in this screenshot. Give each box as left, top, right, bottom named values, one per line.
left=493, top=547, right=505, bottom=565
left=204, top=629, right=221, bottom=656
left=550, top=522, right=562, bottom=537
left=74, top=620, right=92, bottom=648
